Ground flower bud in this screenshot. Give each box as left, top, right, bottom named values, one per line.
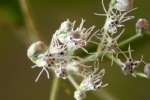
left=59, top=19, right=73, bottom=32
left=136, top=18, right=149, bottom=33
left=74, top=90, right=86, bottom=100
left=114, top=0, right=134, bottom=11
left=70, top=31, right=81, bottom=40
left=27, top=41, right=47, bottom=61
left=144, top=63, right=150, bottom=77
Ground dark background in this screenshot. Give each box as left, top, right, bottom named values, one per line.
left=0, top=0, right=150, bottom=100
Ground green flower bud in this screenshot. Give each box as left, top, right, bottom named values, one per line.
left=27, top=41, right=47, bottom=62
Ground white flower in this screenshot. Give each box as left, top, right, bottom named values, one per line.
left=95, top=0, right=135, bottom=34
left=56, top=19, right=97, bottom=49
left=114, top=0, right=134, bottom=11
left=104, top=9, right=135, bottom=34
left=59, top=19, right=73, bottom=32
left=28, top=33, right=68, bottom=82
left=120, top=45, right=143, bottom=76
left=48, top=33, right=67, bottom=54
left=79, top=68, right=107, bottom=91
left=31, top=52, right=56, bottom=82
left=73, top=65, right=108, bottom=100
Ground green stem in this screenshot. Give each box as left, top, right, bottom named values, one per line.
left=68, top=75, right=79, bottom=90
left=119, top=32, right=142, bottom=47
left=102, top=32, right=143, bottom=68
left=83, top=32, right=143, bottom=63
left=108, top=0, right=116, bottom=13
left=49, top=77, right=60, bottom=100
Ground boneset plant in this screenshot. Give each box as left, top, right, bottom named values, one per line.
left=27, top=0, right=150, bottom=100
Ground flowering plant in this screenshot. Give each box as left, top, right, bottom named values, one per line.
left=27, top=0, right=150, bottom=100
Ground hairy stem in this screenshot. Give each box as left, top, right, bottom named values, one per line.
left=49, top=77, right=60, bottom=100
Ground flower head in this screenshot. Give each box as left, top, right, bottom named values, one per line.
left=28, top=33, right=68, bottom=82
left=79, top=68, right=107, bottom=91
left=95, top=0, right=135, bottom=34
left=56, top=19, right=97, bottom=49
left=121, top=45, right=143, bottom=76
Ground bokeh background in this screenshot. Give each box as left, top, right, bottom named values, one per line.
left=0, top=0, right=150, bottom=100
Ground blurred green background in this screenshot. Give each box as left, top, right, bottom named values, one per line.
left=0, top=0, right=150, bottom=100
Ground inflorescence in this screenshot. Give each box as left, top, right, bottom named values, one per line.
left=27, top=0, right=150, bottom=100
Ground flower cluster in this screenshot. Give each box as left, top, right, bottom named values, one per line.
left=27, top=34, right=69, bottom=81
left=93, top=0, right=138, bottom=66
left=27, top=19, right=100, bottom=82
left=120, top=45, right=144, bottom=77
left=27, top=0, right=150, bottom=100
left=56, top=19, right=98, bottom=51
left=95, top=0, right=150, bottom=77
left=74, top=68, right=108, bottom=100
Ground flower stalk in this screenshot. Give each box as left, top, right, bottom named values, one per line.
left=49, top=77, right=60, bottom=100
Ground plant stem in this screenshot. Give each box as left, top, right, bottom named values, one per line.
left=68, top=75, right=79, bottom=90
left=119, top=32, right=142, bottom=47
left=19, top=0, right=40, bottom=42
left=83, top=0, right=143, bottom=65
left=49, top=77, right=60, bottom=100
left=83, top=32, right=143, bottom=63
left=108, top=0, right=116, bottom=13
